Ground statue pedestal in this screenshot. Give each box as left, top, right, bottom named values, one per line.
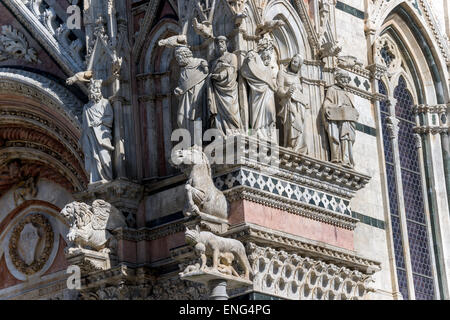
left=65, top=248, right=114, bottom=274
left=184, top=214, right=229, bottom=234
left=180, top=268, right=252, bottom=300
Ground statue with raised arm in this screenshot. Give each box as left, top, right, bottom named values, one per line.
left=277, top=54, right=309, bottom=154
left=322, top=70, right=359, bottom=168
left=82, top=79, right=114, bottom=183
left=208, top=36, right=242, bottom=135
left=240, top=38, right=277, bottom=143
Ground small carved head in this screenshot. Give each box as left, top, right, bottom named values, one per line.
left=88, top=79, right=103, bottom=102
left=185, top=225, right=201, bottom=246
left=215, top=36, right=228, bottom=55
left=7, top=159, right=21, bottom=178
left=175, top=46, right=193, bottom=67
left=170, top=144, right=210, bottom=170
left=289, top=54, right=304, bottom=74
left=335, top=70, right=351, bottom=86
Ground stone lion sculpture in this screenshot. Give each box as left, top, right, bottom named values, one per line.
left=171, top=145, right=228, bottom=222
left=184, top=226, right=252, bottom=280
left=60, top=199, right=127, bottom=254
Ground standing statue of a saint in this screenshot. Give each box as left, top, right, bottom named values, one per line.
left=208, top=36, right=242, bottom=135
left=277, top=54, right=309, bottom=154
left=82, top=79, right=114, bottom=183
left=322, top=70, right=359, bottom=168
left=240, top=40, right=277, bottom=143
left=174, top=45, right=209, bottom=135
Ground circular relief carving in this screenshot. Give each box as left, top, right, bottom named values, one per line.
left=8, top=214, right=54, bottom=275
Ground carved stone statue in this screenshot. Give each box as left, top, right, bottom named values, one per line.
left=82, top=79, right=114, bottom=183
left=323, top=70, right=359, bottom=168
left=183, top=226, right=252, bottom=280
left=241, top=39, right=277, bottom=143
left=60, top=199, right=127, bottom=253
left=13, top=176, right=38, bottom=206
left=277, top=54, right=309, bottom=154
left=208, top=36, right=242, bottom=135
left=171, top=145, right=228, bottom=229
left=172, top=45, right=209, bottom=134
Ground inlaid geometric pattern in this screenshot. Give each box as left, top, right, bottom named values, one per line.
left=214, top=169, right=352, bottom=216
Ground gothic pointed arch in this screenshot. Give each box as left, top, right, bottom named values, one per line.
left=374, top=2, right=449, bottom=300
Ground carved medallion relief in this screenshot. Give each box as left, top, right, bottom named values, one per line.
left=3, top=212, right=59, bottom=280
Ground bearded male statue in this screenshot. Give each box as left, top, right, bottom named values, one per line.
left=241, top=38, right=278, bottom=143
left=322, top=70, right=359, bottom=168
left=208, top=36, right=242, bottom=135
left=82, top=79, right=114, bottom=183
left=173, top=45, right=209, bottom=136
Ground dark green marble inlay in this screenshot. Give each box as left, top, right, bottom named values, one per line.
left=335, top=1, right=365, bottom=20
left=355, top=123, right=377, bottom=136
left=352, top=211, right=386, bottom=230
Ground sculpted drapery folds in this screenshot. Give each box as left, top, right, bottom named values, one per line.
left=277, top=54, right=309, bottom=154
left=323, top=71, right=359, bottom=168
left=174, top=45, right=209, bottom=135
left=241, top=40, right=278, bottom=143
left=208, top=36, right=242, bottom=135
left=82, top=79, right=114, bottom=183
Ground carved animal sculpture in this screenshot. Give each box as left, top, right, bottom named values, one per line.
left=192, top=18, right=214, bottom=39
left=158, top=34, right=188, bottom=48
left=60, top=199, right=127, bottom=253
left=255, top=19, right=285, bottom=37
left=185, top=227, right=252, bottom=280
left=66, top=70, right=93, bottom=85
left=171, top=145, right=228, bottom=221
left=338, top=55, right=363, bottom=68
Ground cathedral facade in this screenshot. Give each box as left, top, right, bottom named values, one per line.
left=0, top=0, right=449, bottom=300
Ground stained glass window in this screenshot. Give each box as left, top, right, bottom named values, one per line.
left=379, top=77, right=436, bottom=299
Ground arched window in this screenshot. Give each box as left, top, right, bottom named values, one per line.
left=378, top=35, right=437, bottom=299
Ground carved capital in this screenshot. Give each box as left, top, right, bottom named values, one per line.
left=385, top=116, right=399, bottom=140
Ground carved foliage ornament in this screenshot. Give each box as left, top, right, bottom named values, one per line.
left=0, top=25, right=40, bottom=63
left=8, top=214, right=54, bottom=275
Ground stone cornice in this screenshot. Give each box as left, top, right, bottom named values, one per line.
left=224, top=187, right=358, bottom=230
left=0, top=67, right=83, bottom=128
left=75, top=179, right=145, bottom=213
left=226, top=223, right=381, bottom=274
left=212, top=135, right=371, bottom=197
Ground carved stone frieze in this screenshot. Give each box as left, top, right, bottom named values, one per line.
left=226, top=223, right=381, bottom=274
left=247, top=243, right=377, bottom=300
